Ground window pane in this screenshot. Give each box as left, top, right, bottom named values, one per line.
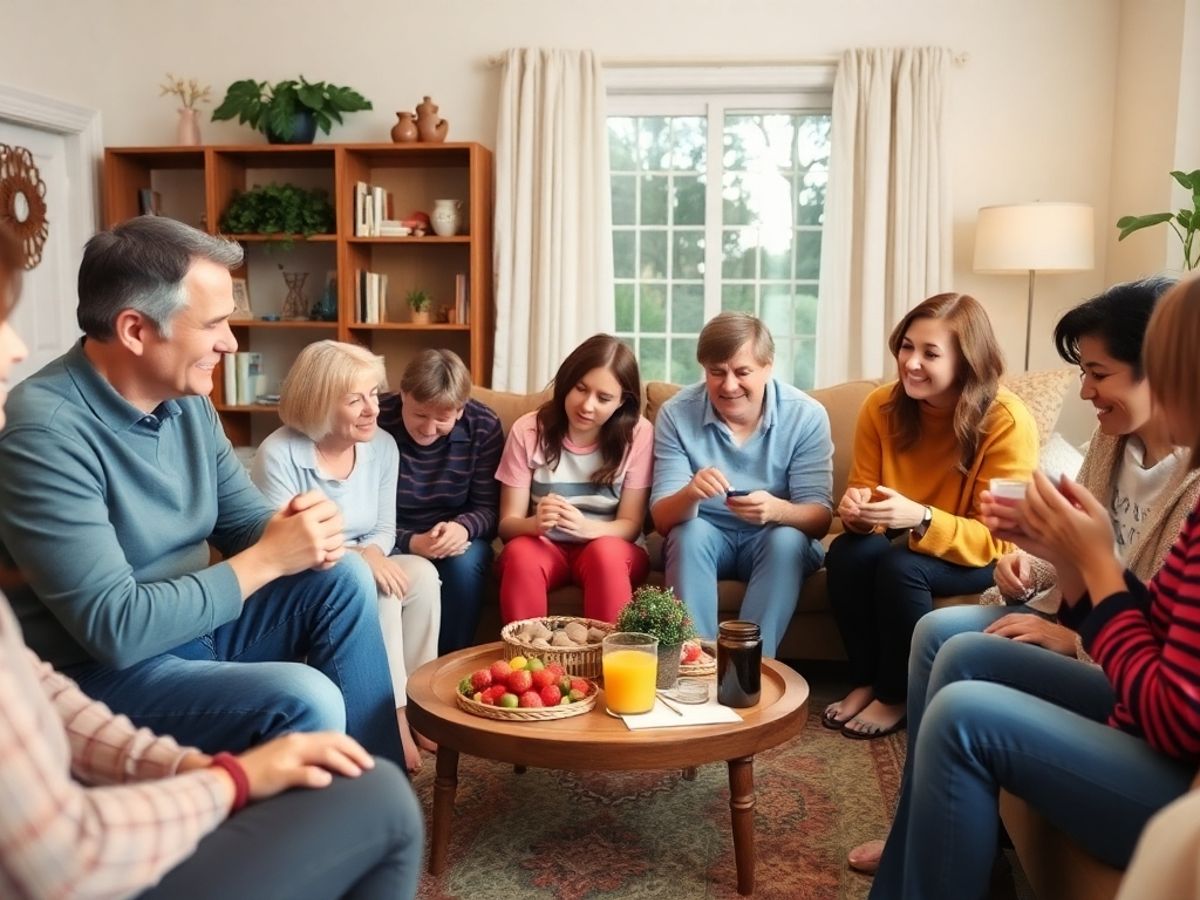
left=793, top=291, right=818, bottom=335
left=640, top=230, right=667, bottom=279
left=795, top=230, right=822, bottom=280
left=722, top=228, right=756, bottom=280
left=721, top=283, right=755, bottom=313
left=761, top=230, right=792, bottom=280
left=639, top=337, right=667, bottom=382
left=609, top=118, right=637, bottom=171
left=670, top=117, right=707, bottom=171
left=722, top=173, right=754, bottom=226
left=640, top=283, right=666, bottom=332
left=796, top=164, right=827, bottom=225
left=673, top=175, right=705, bottom=226
left=615, top=283, right=635, bottom=332
left=639, top=117, right=671, bottom=171
left=671, top=283, right=704, bottom=332
left=672, top=230, right=704, bottom=279
left=793, top=337, right=816, bottom=389
left=640, top=175, right=668, bottom=225
left=611, top=174, right=636, bottom=226
left=670, top=337, right=698, bottom=384
left=760, top=287, right=791, bottom=336
left=613, top=230, right=635, bottom=279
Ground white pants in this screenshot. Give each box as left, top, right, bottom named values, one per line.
left=376, top=554, right=441, bottom=707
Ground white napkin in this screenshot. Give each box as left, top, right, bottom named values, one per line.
left=619, top=696, right=743, bottom=730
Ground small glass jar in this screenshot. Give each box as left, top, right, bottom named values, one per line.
left=716, top=620, right=762, bottom=708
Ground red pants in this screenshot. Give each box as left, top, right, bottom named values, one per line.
left=497, top=535, right=650, bottom=624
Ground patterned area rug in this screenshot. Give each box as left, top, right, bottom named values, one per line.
left=411, top=686, right=904, bottom=900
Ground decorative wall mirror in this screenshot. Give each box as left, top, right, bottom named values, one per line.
left=0, top=143, right=49, bottom=269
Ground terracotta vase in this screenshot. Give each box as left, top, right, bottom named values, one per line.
left=390, top=112, right=419, bottom=143
left=176, top=108, right=202, bottom=146
left=415, top=96, right=449, bottom=143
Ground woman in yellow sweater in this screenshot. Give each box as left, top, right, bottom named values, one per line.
left=823, top=292, right=1038, bottom=738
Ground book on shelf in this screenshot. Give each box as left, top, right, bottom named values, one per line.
left=454, top=273, right=469, bottom=324
left=225, top=351, right=266, bottom=406
left=355, top=270, right=389, bottom=323
left=354, top=181, right=395, bottom=237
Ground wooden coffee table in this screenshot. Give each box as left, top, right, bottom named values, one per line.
left=406, top=642, right=809, bottom=896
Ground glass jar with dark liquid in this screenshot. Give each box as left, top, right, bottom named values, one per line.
left=717, top=620, right=762, bottom=707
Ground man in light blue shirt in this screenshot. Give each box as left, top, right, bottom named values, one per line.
left=0, top=217, right=403, bottom=766
left=651, top=313, right=833, bottom=656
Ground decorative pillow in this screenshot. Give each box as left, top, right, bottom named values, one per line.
left=1000, top=369, right=1076, bottom=445
left=1039, top=431, right=1084, bottom=483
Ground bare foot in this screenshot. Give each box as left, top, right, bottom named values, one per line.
left=822, top=685, right=875, bottom=728
left=842, top=700, right=907, bottom=738
left=847, top=838, right=885, bottom=874
left=413, top=728, right=437, bottom=754
left=397, top=708, right=422, bottom=773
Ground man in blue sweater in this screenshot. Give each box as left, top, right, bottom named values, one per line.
left=0, top=216, right=402, bottom=765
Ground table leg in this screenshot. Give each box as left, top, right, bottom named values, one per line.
left=429, top=746, right=460, bottom=874
left=727, top=755, right=755, bottom=895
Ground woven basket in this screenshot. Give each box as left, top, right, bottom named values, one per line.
left=679, top=641, right=717, bottom=677
left=500, top=616, right=613, bottom=680
left=454, top=682, right=598, bottom=721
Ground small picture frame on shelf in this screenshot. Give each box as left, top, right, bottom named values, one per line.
left=230, top=277, right=252, bottom=320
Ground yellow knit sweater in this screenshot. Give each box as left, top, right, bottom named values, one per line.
left=848, top=383, right=1039, bottom=568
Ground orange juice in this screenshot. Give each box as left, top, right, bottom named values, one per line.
left=603, top=648, right=658, bottom=714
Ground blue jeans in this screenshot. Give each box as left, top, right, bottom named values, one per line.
left=663, top=517, right=822, bottom=657
left=871, top=628, right=1193, bottom=899
left=140, top=759, right=423, bottom=900
left=432, top=537, right=493, bottom=654
left=70, top=555, right=403, bottom=767
left=827, top=532, right=997, bottom=703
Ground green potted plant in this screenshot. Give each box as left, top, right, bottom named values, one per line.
left=406, top=288, right=432, bottom=324
left=1117, top=169, right=1200, bottom=270
left=219, top=183, right=334, bottom=244
left=212, top=76, right=372, bottom=144
left=616, top=586, right=696, bottom=688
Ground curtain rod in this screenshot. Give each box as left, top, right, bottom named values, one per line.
left=485, top=52, right=969, bottom=68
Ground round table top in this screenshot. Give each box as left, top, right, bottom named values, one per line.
left=406, top=643, right=810, bottom=771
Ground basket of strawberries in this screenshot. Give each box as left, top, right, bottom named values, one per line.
left=678, top=639, right=717, bottom=676
left=454, top=653, right=598, bottom=721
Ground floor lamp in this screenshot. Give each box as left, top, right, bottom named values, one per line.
left=973, top=202, right=1095, bottom=371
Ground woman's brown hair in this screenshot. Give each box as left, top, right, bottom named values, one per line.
left=0, top=225, right=22, bottom=320
left=1144, top=276, right=1200, bottom=468
left=882, top=292, right=1004, bottom=472
left=537, top=334, right=642, bottom=488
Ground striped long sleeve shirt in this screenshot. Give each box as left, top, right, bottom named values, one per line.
left=1060, top=505, right=1200, bottom=761
left=0, top=596, right=231, bottom=899
left=378, top=395, right=504, bottom=553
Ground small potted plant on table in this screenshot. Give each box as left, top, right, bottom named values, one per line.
left=616, top=586, right=696, bottom=689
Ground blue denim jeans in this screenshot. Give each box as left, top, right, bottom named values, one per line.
left=663, top=517, right=822, bottom=657
left=140, top=758, right=423, bottom=900
left=871, top=626, right=1193, bottom=899
left=432, top=537, right=493, bottom=654
left=70, top=555, right=403, bottom=767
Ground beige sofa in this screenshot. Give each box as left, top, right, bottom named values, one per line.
left=469, top=370, right=1075, bottom=661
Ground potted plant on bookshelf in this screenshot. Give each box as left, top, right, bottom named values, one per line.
left=219, top=183, right=334, bottom=243
left=211, top=76, right=372, bottom=144
left=406, top=288, right=432, bottom=324
left=615, top=586, right=696, bottom=689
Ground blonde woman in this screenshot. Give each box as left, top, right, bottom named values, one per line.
left=252, top=341, right=440, bottom=773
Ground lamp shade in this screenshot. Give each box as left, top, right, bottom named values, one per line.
left=973, top=202, right=1095, bottom=274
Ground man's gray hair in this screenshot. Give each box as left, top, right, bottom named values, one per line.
left=77, top=216, right=243, bottom=339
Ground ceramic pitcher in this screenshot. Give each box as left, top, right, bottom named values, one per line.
left=431, top=199, right=462, bottom=236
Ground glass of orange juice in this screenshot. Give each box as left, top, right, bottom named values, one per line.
left=602, top=632, right=658, bottom=715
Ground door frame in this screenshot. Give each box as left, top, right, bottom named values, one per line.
left=0, top=84, right=102, bottom=270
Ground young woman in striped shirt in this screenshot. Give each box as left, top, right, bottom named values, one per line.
left=496, top=334, right=653, bottom=624
left=869, top=276, right=1200, bottom=899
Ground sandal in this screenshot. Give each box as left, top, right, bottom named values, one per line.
left=821, top=703, right=853, bottom=730
left=841, top=715, right=907, bottom=740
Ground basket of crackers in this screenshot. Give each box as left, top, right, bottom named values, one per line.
left=454, top=654, right=598, bottom=721
left=500, top=615, right=612, bottom=680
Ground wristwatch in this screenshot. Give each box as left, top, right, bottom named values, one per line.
left=913, top=505, right=933, bottom=539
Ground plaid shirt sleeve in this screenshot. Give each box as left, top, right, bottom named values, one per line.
left=0, top=637, right=232, bottom=899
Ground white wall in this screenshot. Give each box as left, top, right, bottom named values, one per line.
left=4, top=0, right=1128, bottom=440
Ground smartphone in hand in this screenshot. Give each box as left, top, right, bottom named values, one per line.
left=726, top=489, right=751, bottom=498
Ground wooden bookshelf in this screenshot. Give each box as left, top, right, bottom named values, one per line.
left=103, top=142, right=494, bottom=446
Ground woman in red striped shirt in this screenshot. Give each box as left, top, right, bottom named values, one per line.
left=870, top=276, right=1200, bottom=899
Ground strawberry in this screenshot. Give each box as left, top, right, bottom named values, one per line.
left=483, top=685, right=508, bottom=703
left=569, top=688, right=587, bottom=701
left=681, top=643, right=702, bottom=664
left=507, top=669, right=533, bottom=694
left=558, top=676, right=573, bottom=694
left=545, top=662, right=566, bottom=679
left=570, top=677, right=590, bottom=696
left=540, top=684, right=562, bottom=706
left=490, top=660, right=513, bottom=682
left=531, top=669, right=556, bottom=690
left=518, top=690, right=544, bottom=708
left=470, top=668, right=493, bottom=692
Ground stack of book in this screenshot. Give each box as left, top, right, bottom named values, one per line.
left=355, top=271, right=390, bottom=324
left=220, top=352, right=269, bottom=406
left=354, top=182, right=409, bottom=237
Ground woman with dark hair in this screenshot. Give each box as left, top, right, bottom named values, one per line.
left=496, top=334, right=653, bottom=623
left=824, top=293, right=1038, bottom=739
left=865, top=274, right=1200, bottom=899
left=0, top=225, right=423, bottom=898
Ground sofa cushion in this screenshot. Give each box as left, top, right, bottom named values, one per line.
left=470, top=385, right=551, bottom=434
left=1001, top=368, right=1075, bottom=444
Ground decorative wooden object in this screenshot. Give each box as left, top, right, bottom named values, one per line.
left=0, top=144, right=50, bottom=269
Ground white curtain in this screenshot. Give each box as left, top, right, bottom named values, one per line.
left=492, top=49, right=615, bottom=391
left=815, top=47, right=952, bottom=386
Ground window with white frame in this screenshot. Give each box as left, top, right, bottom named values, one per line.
left=607, top=68, right=832, bottom=388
